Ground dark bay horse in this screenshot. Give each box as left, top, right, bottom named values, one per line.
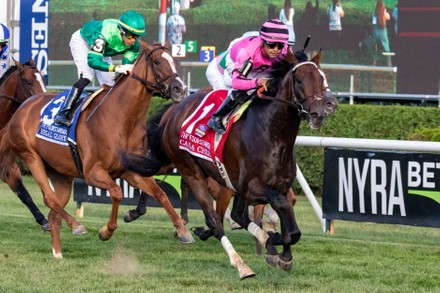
left=121, top=49, right=337, bottom=279
left=0, top=42, right=194, bottom=258
left=0, top=58, right=49, bottom=231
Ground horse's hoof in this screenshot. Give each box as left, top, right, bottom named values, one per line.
left=237, top=261, right=256, bottom=280
left=52, top=249, right=63, bottom=259
left=278, top=258, right=293, bottom=271
left=41, top=223, right=50, bottom=232
left=230, top=221, right=242, bottom=230
left=72, top=225, right=87, bottom=236
left=98, top=226, right=112, bottom=241
left=123, top=210, right=139, bottom=223
left=174, top=229, right=195, bottom=243
left=265, top=253, right=279, bottom=267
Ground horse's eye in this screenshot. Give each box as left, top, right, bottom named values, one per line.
left=154, top=60, right=160, bottom=65
left=26, top=80, right=32, bottom=86
left=295, top=77, right=302, bottom=84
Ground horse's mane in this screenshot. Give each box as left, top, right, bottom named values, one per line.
left=264, top=51, right=309, bottom=96
left=0, top=65, right=17, bottom=85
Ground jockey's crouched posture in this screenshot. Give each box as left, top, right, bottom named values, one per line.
left=55, top=10, right=146, bottom=127
left=207, top=18, right=289, bottom=134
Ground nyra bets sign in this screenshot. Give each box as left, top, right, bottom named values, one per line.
left=322, top=148, right=440, bottom=228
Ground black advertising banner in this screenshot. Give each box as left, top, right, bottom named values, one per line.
left=73, top=177, right=201, bottom=210
left=323, top=148, right=440, bottom=228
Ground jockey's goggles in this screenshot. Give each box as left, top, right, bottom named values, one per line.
left=121, top=29, right=139, bottom=41
left=264, top=41, right=285, bottom=50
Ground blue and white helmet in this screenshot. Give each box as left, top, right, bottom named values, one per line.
left=0, top=23, right=10, bottom=43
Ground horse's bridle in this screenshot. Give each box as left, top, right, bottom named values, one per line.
left=0, top=64, right=39, bottom=105
left=130, top=46, right=178, bottom=98
left=258, top=61, right=331, bottom=119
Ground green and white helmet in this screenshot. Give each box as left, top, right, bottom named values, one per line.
left=118, top=10, right=146, bottom=36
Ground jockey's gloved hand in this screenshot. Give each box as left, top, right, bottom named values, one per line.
left=115, top=64, right=134, bottom=75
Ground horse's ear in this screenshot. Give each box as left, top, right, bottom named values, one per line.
left=164, top=40, right=171, bottom=50
left=312, top=49, right=323, bottom=66
left=286, top=47, right=296, bottom=64
left=28, top=58, right=37, bottom=67
left=138, top=40, right=149, bottom=50
left=287, top=47, right=299, bottom=64
left=12, top=57, right=20, bottom=67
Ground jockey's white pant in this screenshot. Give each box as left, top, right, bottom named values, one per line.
left=70, top=30, right=115, bottom=87
left=205, top=56, right=232, bottom=90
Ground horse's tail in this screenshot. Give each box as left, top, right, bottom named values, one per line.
left=120, top=104, right=173, bottom=177
left=0, top=125, right=17, bottom=180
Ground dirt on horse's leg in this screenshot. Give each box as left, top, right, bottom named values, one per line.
left=124, top=173, right=194, bottom=243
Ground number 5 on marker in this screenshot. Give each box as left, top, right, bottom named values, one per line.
left=172, top=44, right=186, bottom=57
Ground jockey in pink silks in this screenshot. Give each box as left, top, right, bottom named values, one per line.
left=207, top=18, right=289, bottom=134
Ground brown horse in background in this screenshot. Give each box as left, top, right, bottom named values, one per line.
left=0, top=42, right=194, bottom=258
left=121, top=49, right=337, bottom=278
left=0, top=58, right=49, bottom=231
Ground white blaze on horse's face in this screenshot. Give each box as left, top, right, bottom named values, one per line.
left=318, top=68, right=330, bottom=91
left=161, top=50, right=186, bottom=94
left=35, top=72, right=47, bottom=92
left=161, top=51, right=177, bottom=74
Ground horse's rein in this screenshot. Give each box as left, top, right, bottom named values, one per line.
left=131, top=46, right=176, bottom=98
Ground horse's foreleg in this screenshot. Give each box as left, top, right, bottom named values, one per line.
left=268, top=190, right=300, bottom=271
left=221, top=236, right=255, bottom=279
left=187, top=179, right=255, bottom=279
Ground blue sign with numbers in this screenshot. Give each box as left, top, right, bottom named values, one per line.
left=199, top=46, right=215, bottom=62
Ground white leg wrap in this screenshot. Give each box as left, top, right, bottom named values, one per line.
left=247, top=222, right=269, bottom=246
left=221, top=236, right=237, bottom=266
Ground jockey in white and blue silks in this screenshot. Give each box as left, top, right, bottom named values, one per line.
left=0, top=23, right=10, bottom=79
left=207, top=18, right=289, bottom=134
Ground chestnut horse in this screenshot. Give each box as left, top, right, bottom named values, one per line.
left=121, top=49, right=337, bottom=279
left=0, top=42, right=194, bottom=258
left=0, top=58, right=49, bottom=231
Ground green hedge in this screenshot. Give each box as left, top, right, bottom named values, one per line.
left=295, top=104, right=440, bottom=195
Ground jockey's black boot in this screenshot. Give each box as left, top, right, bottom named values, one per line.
left=54, top=77, right=90, bottom=127
left=54, top=86, right=81, bottom=127
left=207, top=92, right=239, bottom=134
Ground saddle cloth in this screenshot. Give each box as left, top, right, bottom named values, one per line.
left=179, top=89, right=250, bottom=164
left=36, top=88, right=103, bottom=146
